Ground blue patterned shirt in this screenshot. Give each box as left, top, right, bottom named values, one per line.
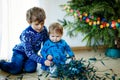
left=40, top=39, right=74, bottom=64
left=13, top=25, right=48, bottom=64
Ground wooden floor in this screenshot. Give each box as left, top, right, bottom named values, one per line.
left=0, top=50, right=120, bottom=80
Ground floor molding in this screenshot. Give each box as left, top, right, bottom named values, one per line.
left=71, top=46, right=107, bottom=51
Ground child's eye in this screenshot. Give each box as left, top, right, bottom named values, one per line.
left=41, top=22, right=44, bottom=25
left=35, top=24, right=39, bottom=26
left=52, top=36, right=54, bottom=37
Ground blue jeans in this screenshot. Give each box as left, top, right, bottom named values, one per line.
left=0, top=50, right=37, bottom=74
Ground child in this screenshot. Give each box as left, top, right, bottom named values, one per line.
left=40, top=22, right=75, bottom=79
left=0, top=7, right=51, bottom=74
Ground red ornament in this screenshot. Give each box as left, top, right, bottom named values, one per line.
left=111, top=21, right=116, bottom=28
left=97, top=17, right=100, bottom=21
left=86, top=17, right=89, bottom=23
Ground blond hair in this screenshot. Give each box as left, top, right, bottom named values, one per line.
left=49, top=22, right=63, bottom=35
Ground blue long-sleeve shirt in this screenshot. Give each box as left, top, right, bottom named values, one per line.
left=13, top=25, right=48, bottom=64
left=40, top=39, right=74, bottom=64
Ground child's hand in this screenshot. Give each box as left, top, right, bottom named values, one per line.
left=47, top=55, right=53, bottom=61
left=44, top=60, right=52, bottom=66
left=72, top=57, right=76, bottom=60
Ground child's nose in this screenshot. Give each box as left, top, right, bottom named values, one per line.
left=54, top=37, right=57, bottom=41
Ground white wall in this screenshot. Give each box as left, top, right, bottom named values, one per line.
left=39, top=0, right=86, bottom=47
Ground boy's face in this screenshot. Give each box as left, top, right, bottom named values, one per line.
left=49, top=32, right=62, bottom=42
left=31, top=21, right=44, bottom=32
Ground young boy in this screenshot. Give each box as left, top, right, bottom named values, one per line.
left=40, top=22, right=75, bottom=79
left=0, top=7, right=51, bottom=74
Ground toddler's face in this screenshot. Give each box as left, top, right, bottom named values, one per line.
left=49, top=33, right=62, bottom=42
left=31, top=21, right=44, bottom=32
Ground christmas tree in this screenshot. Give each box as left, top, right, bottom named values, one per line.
left=59, top=0, right=120, bottom=49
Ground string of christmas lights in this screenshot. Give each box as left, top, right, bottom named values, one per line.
left=63, top=5, right=120, bottom=29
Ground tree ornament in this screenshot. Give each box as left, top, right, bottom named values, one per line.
left=118, top=19, right=120, bottom=23
left=106, top=23, right=110, bottom=27
left=86, top=17, right=90, bottom=23
left=79, top=15, right=82, bottom=19
left=97, top=21, right=100, bottom=25
left=93, top=21, right=96, bottom=25
left=100, top=25, right=103, bottom=28
left=89, top=21, right=92, bottom=26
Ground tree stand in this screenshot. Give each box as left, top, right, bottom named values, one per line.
left=105, top=48, right=120, bottom=58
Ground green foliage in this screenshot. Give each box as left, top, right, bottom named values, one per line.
left=56, top=58, right=117, bottom=80
left=59, top=0, right=120, bottom=49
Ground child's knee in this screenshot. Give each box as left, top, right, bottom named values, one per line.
left=24, top=59, right=37, bottom=73
left=24, top=66, right=36, bottom=73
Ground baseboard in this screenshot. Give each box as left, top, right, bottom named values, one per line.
left=71, top=46, right=107, bottom=51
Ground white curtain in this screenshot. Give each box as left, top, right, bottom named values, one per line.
left=0, top=0, right=10, bottom=59
left=0, top=0, right=41, bottom=60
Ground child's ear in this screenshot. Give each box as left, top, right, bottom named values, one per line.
left=27, top=20, right=32, bottom=24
